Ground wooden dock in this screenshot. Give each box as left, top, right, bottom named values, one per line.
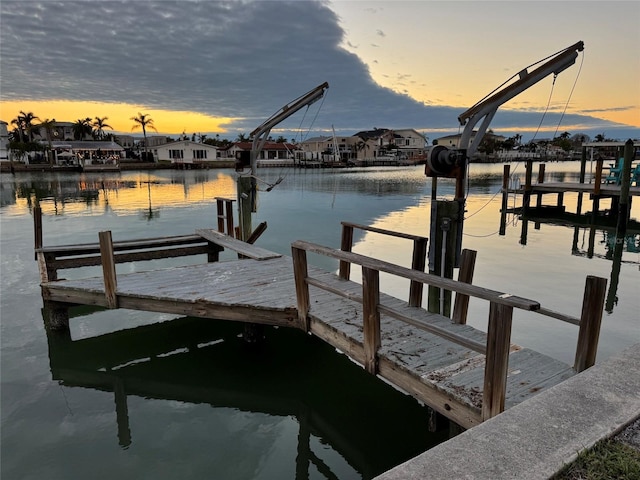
left=35, top=211, right=607, bottom=430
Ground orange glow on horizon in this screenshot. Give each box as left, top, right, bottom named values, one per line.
left=0, top=100, right=238, bottom=136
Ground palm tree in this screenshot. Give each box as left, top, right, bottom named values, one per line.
left=131, top=113, right=157, bottom=161
left=72, top=118, right=92, bottom=140
left=39, top=118, right=57, bottom=164
left=235, top=133, right=248, bottom=142
left=10, top=117, right=25, bottom=143
left=92, top=116, right=112, bottom=140
left=18, top=111, right=40, bottom=141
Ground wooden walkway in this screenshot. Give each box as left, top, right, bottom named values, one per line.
left=35, top=216, right=607, bottom=430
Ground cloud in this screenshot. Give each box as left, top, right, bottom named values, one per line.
left=1, top=0, right=637, bottom=142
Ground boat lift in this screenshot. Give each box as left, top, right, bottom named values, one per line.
left=236, top=82, right=329, bottom=240
left=425, top=41, right=584, bottom=314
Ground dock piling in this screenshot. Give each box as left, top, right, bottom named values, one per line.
left=99, top=231, right=118, bottom=309
left=362, top=266, right=381, bottom=375
left=574, top=276, right=607, bottom=372
left=482, top=302, right=514, bottom=421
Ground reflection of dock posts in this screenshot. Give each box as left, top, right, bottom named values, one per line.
left=605, top=233, right=624, bottom=313
left=519, top=160, right=533, bottom=245
left=571, top=226, right=580, bottom=254
left=587, top=226, right=597, bottom=259
left=499, top=165, right=510, bottom=236
left=114, top=379, right=132, bottom=448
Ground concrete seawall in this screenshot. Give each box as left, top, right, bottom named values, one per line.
left=376, top=343, right=640, bottom=480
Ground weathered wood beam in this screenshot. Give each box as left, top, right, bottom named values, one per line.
left=574, top=275, right=607, bottom=372
left=482, top=302, right=513, bottom=421
left=452, top=249, right=477, bottom=324
left=362, top=266, right=381, bottom=375
left=99, top=231, right=118, bottom=309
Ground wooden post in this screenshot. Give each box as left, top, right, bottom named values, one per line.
left=362, top=266, right=381, bottom=375
left=482, top=302, right=513, bottom=421
left=237, top=176, right=253, bottom=241
left=594, top=158, right=603, bottom=195
left=616, top=139, right=635, bottom=237
left=114, top=379, right=132, bottom=448
left=574, top=276, right=607, bottom=372
left=523, top=160, right=533, bottom=212
left=452, top=249, right=477, bottom=324
left=339, top=223, right=354, bottom=280
left=408, top=237, right=427, bottom=307
left=291, top=246, right=310, bottom=331
left=216, top=198, right=225, bottom=232
left=499, top=164, right=510, bottom=236
left=225, top=199, right=234, bottom=237
left=536, top=163, right=546, bottom=208
left=99, top=231, right=118, bottom=309
left=577, top=145, right=587, bottom=215
left=42, top=301, right=70, bottom=332
left=34, top=206, right=42, bottom=261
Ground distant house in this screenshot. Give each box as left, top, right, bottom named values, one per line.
left=0, top=121, right=8, bottom=161
left=50, top=140, right=124, bottom=166
left=352, top=128, right=394, bottom=159
left=388, top=129, right=427, bottom=159
left=153, top=141, right=219, bottom=165
left=434, top=131, right=506, bottom=149
left=222, top=141, right=299, bottom=161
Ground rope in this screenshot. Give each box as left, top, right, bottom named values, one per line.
left=552, top=49, right=585, bottom=139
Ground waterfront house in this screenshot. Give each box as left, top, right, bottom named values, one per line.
left=223, top=141, right=299, bottom=161
left=0, top=120, right=8, bottom=161
left=153, top=140, right=219, bottom=165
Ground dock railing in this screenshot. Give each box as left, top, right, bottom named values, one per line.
left=338, top=221, right=428, bottom=307
left=291, top=240, right=607, bottom=420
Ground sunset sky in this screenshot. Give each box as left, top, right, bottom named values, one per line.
left=1, top=1, right=638, bottom=142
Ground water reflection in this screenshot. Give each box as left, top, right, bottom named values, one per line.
left=45, top=314, right=446, bottom=478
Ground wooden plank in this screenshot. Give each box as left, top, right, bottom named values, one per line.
left=99, top=231, right=118, bottom=309
left=292, top=240, right=540, bottom=311
left=362, top=266, right=381, bottom=374
left=51, top=245, right=215, bottom=270
left=195, top=229, right=281, bottom=260
left=37, top=234, right=207, bottom=256
left=339, top=223, right=354, bottom=280
left=482, top=302, right=513, bottom=421
left=452, top=249, right=476, bottom=324
left=408, top=237, right=427, bottom=307
left=574, top=276, right=607, bottom=372
left=291, top=247, right=310, bottom=330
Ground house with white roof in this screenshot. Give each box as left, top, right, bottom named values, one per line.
left=153, top=140, right=219, bottom=165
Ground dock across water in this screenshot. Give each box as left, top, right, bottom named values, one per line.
left=34, top=210, right=607, bottom=430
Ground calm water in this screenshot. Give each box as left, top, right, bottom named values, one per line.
left=1, top=164, right=639, bottom=479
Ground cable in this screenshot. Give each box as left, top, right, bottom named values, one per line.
left=552, top=49, right=585, bottom=139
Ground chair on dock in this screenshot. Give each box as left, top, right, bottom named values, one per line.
left=603, top=158, right=624, bottom=185
left=632, top=163, right=640, bottom=187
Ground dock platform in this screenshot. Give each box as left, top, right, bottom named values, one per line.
left=35, top=214, right=607, bottom=430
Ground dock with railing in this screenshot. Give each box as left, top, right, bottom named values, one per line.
left=499, top=140, right=639, bottom=236
left=34, top=210, right=607, bottom=430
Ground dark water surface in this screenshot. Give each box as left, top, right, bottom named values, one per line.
left=1, top=165, right=638, bottom=479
